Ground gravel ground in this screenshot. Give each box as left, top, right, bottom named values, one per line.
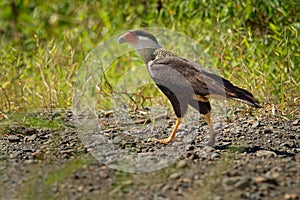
left=0, top=109, right=299, bottom=200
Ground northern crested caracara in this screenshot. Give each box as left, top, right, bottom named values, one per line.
left=119, top=30, right=261, bottom=146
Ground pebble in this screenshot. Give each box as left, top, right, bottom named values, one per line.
left=211, top=196, right=222, bottom=200
left=168, top=172, right=183, bottom=179
left=254, top=176, right=266, bottom=183
left=9, top=153, right=16, bottom=159
left=8, top=135, right=21, bottom=142
left=220, top=141, right=231, bottom=146
left=280, top=142, right=291, bottom=147
left=249, top=193, right=261, bottom=200
left=211, top=153, right=221, bottom=159
left=32, top=151, right=42, bottom=159
left=203, top=146, right=215, bottom=152
left=213, top=122, right=222, bottom=130
left=178, top=182, right=189, bottom=188
left=122, top=180, right=133, bottom=186
left=284, top=193, right=298, bottom=200
left=25, top=127, right=37, bottom=134
left=1, top=111, right=299, bottom=199
left=261, top=182, right=275, bottom=191
left=252, top=121, right=260, bottom=128
left=256, top=150, right=277, bottom=157
left=291, top=119, right=299, bottom=126
left=26, top=134, right=37, bottom=141
left=176, top=160, right=188, bottom=169
left=223, top=176, right=242, bottom=185
left=234, top=177, right=251, bottom=190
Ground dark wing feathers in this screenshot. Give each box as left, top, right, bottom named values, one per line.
left=150, top=56, right=262, bottom=108
left=198, top=71, right=262, bottom=107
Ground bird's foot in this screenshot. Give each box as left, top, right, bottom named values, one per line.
left=147, top=137, right=177, bottom=144
left=157, top=138, right=173, bottom=144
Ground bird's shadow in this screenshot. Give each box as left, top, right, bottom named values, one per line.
left=214, top=144, right=295, bottom=157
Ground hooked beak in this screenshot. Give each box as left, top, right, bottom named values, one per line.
left=118, top=32, right=136, bottom=44
left=118, top=36, right=125, bottom=44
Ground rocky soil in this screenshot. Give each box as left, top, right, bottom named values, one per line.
left=0, top=109, right=299, bottom=200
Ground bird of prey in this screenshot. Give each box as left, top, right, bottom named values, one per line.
left=118, top=30, right=261, bottom=146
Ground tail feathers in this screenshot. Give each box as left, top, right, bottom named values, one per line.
left=200, top=70, right=262, bottom=108
left=224, top=81, right=262, bottom=108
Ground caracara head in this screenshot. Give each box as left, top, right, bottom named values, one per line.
left=118, top=30, right=161, bottom=50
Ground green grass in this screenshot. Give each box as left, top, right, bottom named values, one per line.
left=0, top=0, right=299, bottom=116
left=19, top=156, right=91, bottom=200
left=0, top=111, right=68, bottom=135
left=44, top=156, right=90, bottom=186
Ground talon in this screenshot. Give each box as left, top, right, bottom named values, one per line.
left=149, top=118, right=181, bottom=144
left=157, top=138, right=172, bottom=144
left=148, top=137, right=179, bottom=144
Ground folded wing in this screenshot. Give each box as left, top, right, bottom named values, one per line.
left=149, top=56, right=261, bottom=108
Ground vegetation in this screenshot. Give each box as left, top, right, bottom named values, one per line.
left=0, top=2, right=299, bottom=198
left=0, top=0, right=299, bottom=116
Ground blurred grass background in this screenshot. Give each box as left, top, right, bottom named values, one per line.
left=0, top=0, right=299, bottom=116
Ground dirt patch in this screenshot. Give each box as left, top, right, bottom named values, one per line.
left=0, top=110, right=299, bottom=199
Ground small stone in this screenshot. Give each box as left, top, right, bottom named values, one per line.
left=9, top=151, right=21, bottom=158
left=8, top=135, right=21, bottom=142
left=249, top=193, right=261, bottom=200
left=176, top=160, right=188, bottom=169
left=60, top=149, right=74, bottom=154
left=260, top=183, right=273, bottom=191
left=122, top=180, right=133, bottom=186
left=223, top=176, right=241, bottom=185
left=181, top=178, right=191, bottom=183
left=211, top=153, right=221, bottom=158
left=234, top=177, right=251, bottom=190
left=179, top=182, right=189, bottom=188
left=24, top=159, right=34, bottom=164
left=291, top=119, right=299, bottom=126
left=203, top=146, right=214, bottom=152
left=254, top=176, right=266, bottom=183
left=9, top=153, right=15, bottom=159
left=25, top=127, right=37, bottom=134
left=280, top=142, right=290, bottom=147
left=27, top=134, right=37, bottom=141
left=169, top=172, right=183, bottom=179
left=270, top=172, right=280, bottom=179
left=256, top=150, right=276, bottom=157
left=220, top=141, right=232, bottom=146
left=252, top=121, right=260, bottom=128
left=77, top=185, right=84, bottom=192
left=213, top=122, right=222, bottom=130
left=224, top=185, right=234, bottom=191
left=212, top=196, right=222, bottom=200
left=161, top=184, right=172, bottom=193
left=284, top=193, right=298, bottom=200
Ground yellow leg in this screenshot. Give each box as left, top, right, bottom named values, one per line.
left=157, top=118, right=181, bottom=144
left=205, top=112, right=216, bottom=147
